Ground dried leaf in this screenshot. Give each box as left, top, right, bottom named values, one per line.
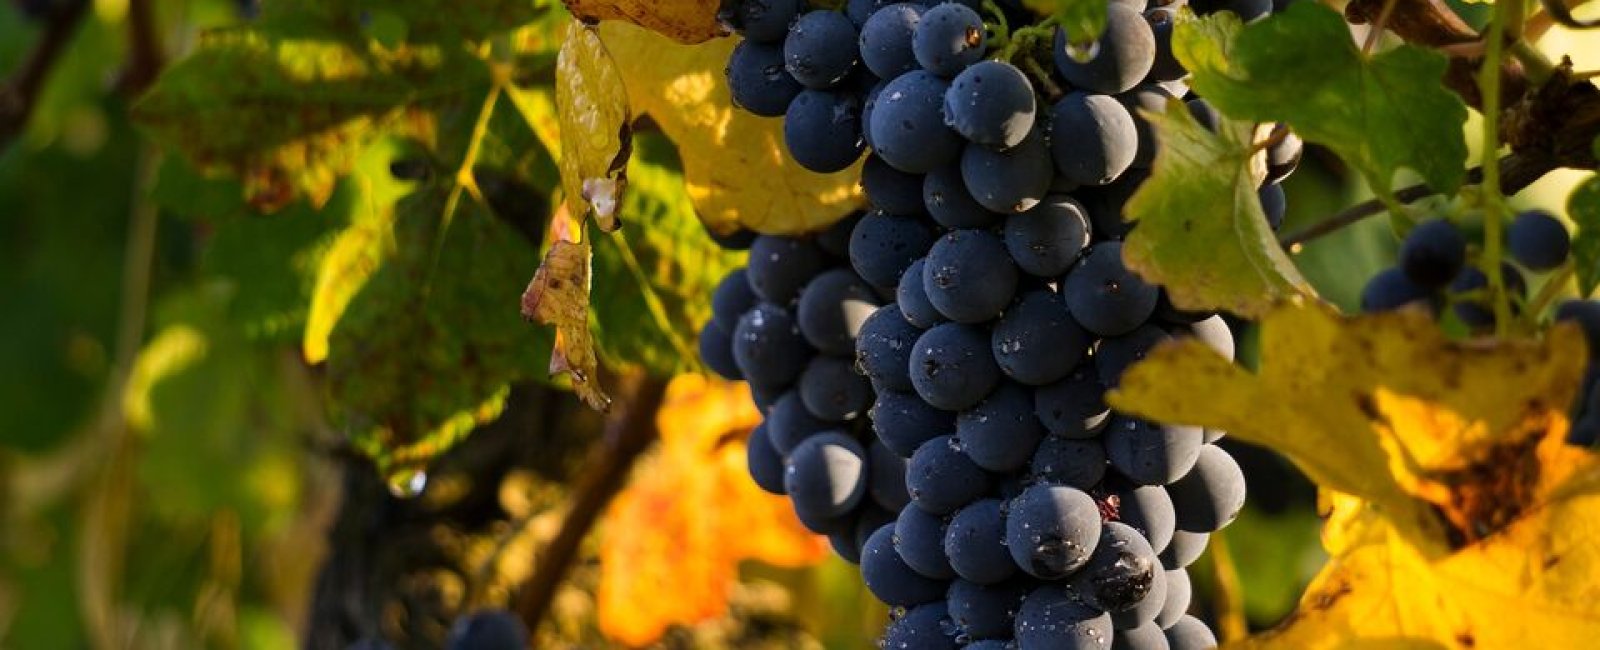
left=598, top=21, right=865, bottom=235
left=1108, top=301, right=1600, bottom=647
left=563, top=0, right=726, bottom=44
left=597, top=375, right=828, bottom=646
left=523, top=212, right=610, bottom=411
left=557, top=20, right=633, bottom=232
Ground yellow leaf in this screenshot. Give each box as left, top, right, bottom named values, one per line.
left=597, top=375, right=828, bottom=646
left=1108, top=301, right=1600, bottom=647
left=598, top=21, right=865, bottom=235
left=564, top=0, right=726, bottom=44
left=557, top=20, right=633, bottom=232
left=522, top=211, right=611, bottom=411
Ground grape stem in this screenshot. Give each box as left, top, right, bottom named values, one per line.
left=1020, top=55, right=1065, bottom=102
left=1526, top=263, right=1577, bottom=326
left=1478, top=0, right=1520, bottom=337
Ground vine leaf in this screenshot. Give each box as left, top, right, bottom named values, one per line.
left=1110, top=302, right=1600, bottom=647
left=1123, top=101, right=1313, bottom=316
left=1175, top=3, right=1469, bottom=195
left=1022, top=0, right=1107, bottom=50
left=563, top=0, right=726, bottom=44
left=523, top=211, right=611, bottom=411
left=1569, top=175, right=1600, bottom=297
left=597, top=21, right=865, bottom=235
left=597, top=375, right=827, bottom=646
left=557, top=20, right=633, bottom=232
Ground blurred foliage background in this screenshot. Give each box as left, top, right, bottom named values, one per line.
left=1, top=0, right=1594, bottom=648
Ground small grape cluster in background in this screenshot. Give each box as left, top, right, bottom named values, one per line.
left=700, top=0, right=1304, bottom=647
left=1361, top=210, right=1600, bottom=446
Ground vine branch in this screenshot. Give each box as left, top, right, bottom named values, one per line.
left=513, top=374, right=669, bottom=634
left=0, top=0, right=91, bottom=151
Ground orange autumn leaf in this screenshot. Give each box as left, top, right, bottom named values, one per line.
left=596, top=375, right=828, bottom=647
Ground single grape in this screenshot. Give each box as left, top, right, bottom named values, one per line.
left=1556, top=300, right=1600, bottom=359
left=766, top=390, right=829, bottom=454
left=1158, top=530, right=1209, bottom=569
left=1144, top=7, right=1185, bottom=82
left=1063, top=242, right=1160, bottom=337
left=1360, top=267, right=1434, bottom=313
left=1167, top=444, right=1246, bottom=532
left=1259, top=181, right=1287, bottom=231
left=898, top=258, right=949, bottom=329
left=785, top=431, right=868, bottom=520
left=1034, top=361, right=1112, bottom=438
left=960, top=125, right=1054, bottom=213
left=910, top=322, right=1004, bottom=411
left=785, top=10, right=861, bottom=89
left=860, top=2, right=925, bottom=79
left=1507, top=209, right=1571, bottom=271
left=945, top=60, right=1037, bottom=150
left=959, top=382, right=1048, bottom=472
left=704, top=222, right=759, bottom=250
left=869, top=439, right=912, bottom=510
left=993, top=289, right=1091, bottom=385
left=1265, top=124, right=1303, bottom=184
left=1120, top=83, right=1178, bottom=168
left=798, top=268, right=881, bottom=355
left=1097, top=324, right=1172, bottom=389
left=1186, top=97, right=1222, bottom=132
left=1053, top=4, right=1156, bottom=94
left=699, top=321, right=744, bottom=381
left=913, top=2, right=987, bottom=77
left=895, top=501, right=958, bottom=579
left=880, top=601, right=961, bottom=649
left=1005, top=194, right=1093, bottom=277
left=1051, top=92, right=1139, bottom=187
left=1110, top=482, right=1176, bottom=555
left=726, top=40, right=804, bottom=117
left=907, top=434, right=992, bottom=514
left=862, top=523, right=949, bottom=607
left=1070, top=522, right=1165, bottom=628
left=711, top=269, right=759, bottom=331
left=446, top=610, right=529, bottom=650
left=947, top=578, right=1030, bottom=640
left=923, top=230, right=1021, bottom=324
left=1399, top=219, right=1467, bottom=288
left=1103, top=416, right=1204, bottom=486
left=924, top=163, right=1002, bottom=229
left=945, top=498, right=1017, bottom=584
left=870, top=70, right=964, bottom=173
left=857, top=303, right=921, bottom=391
left=731, top=303, right=812, bottom=387
left=1113, top=623, right=1170, bottom=650
left=1164, top=615, right=1219, bottom=650
left=1014, top=584, right=1115, bottom=649
left=871, top=388, right=955, bottom=456
left=1183, top=315, right=1236, bottom=362
left=1006, top=484, right=1102, bottom=579
left=849, top=209, right=939, bottom=291
left=1156, top=568, right=1191, bottom=629
left=784, top=89, right=866, bottom=172
left=1449, top=263, right=1526, bottom=329
left=799, top=355, right=874, bottom=421
left=746, top=423, right=787, bottom=495
left=727, top=0, right=806, bottom=43
left=747, top=235, right=826, bottom=304
left=863, top=154, right=928, bottom=216
left=1030, top=435, right=1108, bottom=490
left=1153, top=290, right=1216, bottom=326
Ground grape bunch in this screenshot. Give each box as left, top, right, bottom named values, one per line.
left=1360, top=210, right=1600, bottom=447
left=702, top=0, right=1302, bottom=647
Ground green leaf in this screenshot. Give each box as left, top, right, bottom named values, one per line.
left=1175, top=4, right=1469, bottom=194
left=589, top=133, right=745, bottom=377
left=1570, top=175, right=1600, bottom=298
left=325, top=188, right=549, bottom=484
left=1123, top=101, right=1314, bottom=316
left=133, top=28, right=484, bottom=210
left=256, top=0, right=557, bottom=43
left=1023, top=0, right=1107, bottom=49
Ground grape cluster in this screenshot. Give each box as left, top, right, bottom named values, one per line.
left=705, top=0, right=1302, bottom=647
left=1360, top=211, right=1600, bottom=447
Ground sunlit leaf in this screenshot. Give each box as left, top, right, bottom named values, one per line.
left=563, top=0, right=726, bottom=44
left=1176, top=4, right=1469, bottom=194
left=1022, top=0, right=1106, bottom=50
left=597, top=375, right=828, bottom=646
left=1109, top=302, right=1600, bottom=647
left=1123, top=101, right=1313, bottom=316
left=598, top=21, right=864, bottom=235
left=557, top=20, right=633, bottom=231
left=523, top=212, right=610, bottom=411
